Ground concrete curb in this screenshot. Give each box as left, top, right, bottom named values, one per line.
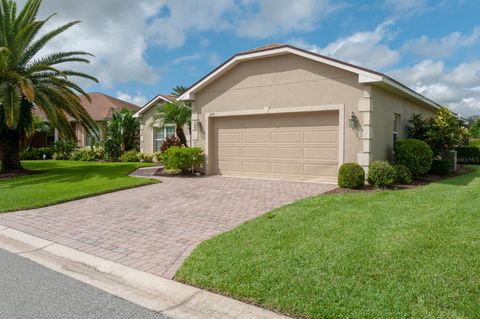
left=0, top=226, right=289, bottom=319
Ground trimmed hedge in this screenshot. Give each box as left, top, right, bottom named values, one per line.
left=430, top=160, right=451, bottom=175
left=394, top=139, right=433, bottom=178
left=162, top=147, right=204, bottom=173
left=20, top=147, right=53, bottom=160
left=456, top=146, right=480, bottom=164
left=338, top=163, right=365, bottom=189
left=393, top=164, right=412, bottom=184
left=118, top=150, right=140, bottom=162
left=368, top=161, right=396, bottom=188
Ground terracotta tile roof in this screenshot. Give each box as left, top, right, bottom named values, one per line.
left=33, top=92, right=140, bottom=122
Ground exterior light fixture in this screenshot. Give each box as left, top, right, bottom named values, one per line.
left=349, top=112, right=358, bottom=128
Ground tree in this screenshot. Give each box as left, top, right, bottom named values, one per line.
left=153, top=100, right=191, bottom=147
left=470, top=119, right=480, bottom=138
left=171, top=85, right=188, bottom=98
left=104, top=108, right=139, bottom=161
left=425, top=107, right=465, bottom=157
left=408, top=113, right=428, bottom=140
left=0, top=0, right=98, bottom=173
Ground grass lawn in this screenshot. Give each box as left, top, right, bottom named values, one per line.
left=177, top=166, right=480, bottom=318
left=470, top=139, right=480, bottom=147
left=0, top=160, right=157, bottom=213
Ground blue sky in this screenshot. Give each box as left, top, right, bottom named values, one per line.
left=31, top=0, right=480, bottom=116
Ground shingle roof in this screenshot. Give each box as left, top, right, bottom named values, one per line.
left=33, top=92, right=140, bottom=121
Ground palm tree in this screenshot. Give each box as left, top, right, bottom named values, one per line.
left=153, top=100, right=191, bottom=147
left=171, top=85, right=188, bottom=98
left=104, top=108, right=139, bottom=160
left=0, top=0, right=98, bottom=173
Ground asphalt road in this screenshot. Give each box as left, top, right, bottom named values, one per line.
left=0, top=248, right=168, bottom=319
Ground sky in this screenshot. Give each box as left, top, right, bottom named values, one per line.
left=22, top=0, right=480, bottom=117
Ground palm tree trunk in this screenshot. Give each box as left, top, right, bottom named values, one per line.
left=0, top=131, right=23, bottom=174
left=176, top=126, right=188, bottom=147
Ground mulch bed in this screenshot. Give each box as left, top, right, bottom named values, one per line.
left=0, top=169, right=43, bottom=180
left=325, top=164, right=472, bottom=195
left=153, top=167, right=203, bottom=178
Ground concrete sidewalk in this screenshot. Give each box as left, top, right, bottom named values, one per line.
left=0, top=226, right=289, bottom=319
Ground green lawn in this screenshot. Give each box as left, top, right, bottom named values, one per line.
left=177, top=167, right=480, bottom=319
left=470, top=139, right=480, bottom=147
left=0, top=160, right=157, bottom=213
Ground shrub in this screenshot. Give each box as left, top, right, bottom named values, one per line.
left=430, top=160, right=451, bottom=175
left=153, top=152, right=163, bottom=163
left=138, top=153, right=154, bottom=163
left=118, top=150, right=140, bottom=162
left=69, top=147, right=104, bottom=162
left=393, top=164, right=412, bottom=184
left=52, top=140, right=78, bottom=160
left=394, top=139, right=433, bottom=178
left=368, top=161, right=396, bottom=188
left=160, top=135, right=182, bottom=153
left=162, top=147, right=204, bottom=173
left=338, top=163, right=365, bottom=189
left=456, top=146, right=480, bottom=164
left=21, top=147, right=53, bottom=160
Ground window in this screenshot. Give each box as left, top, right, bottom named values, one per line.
left=154, top=126, right=175, bottom=151
left=85, top=128, right=102, bottom=147
left=393, top=113, right=401, bottom=144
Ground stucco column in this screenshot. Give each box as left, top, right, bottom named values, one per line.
left=357, top=86, right=373, bottom=171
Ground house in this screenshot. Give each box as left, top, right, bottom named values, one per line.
left=134, top=94, right=191, bottom=153
left=32, top=92, right=140, bottom=148
left=144, top=44, right=443, bottom=182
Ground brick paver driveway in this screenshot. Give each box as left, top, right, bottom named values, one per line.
left=0, top=171, right=335, bottom=278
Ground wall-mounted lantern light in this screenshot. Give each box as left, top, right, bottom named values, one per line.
left=349, top=112, right=358, bottom=128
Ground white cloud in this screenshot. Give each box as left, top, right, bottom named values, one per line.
left=403, top=27, right=480, bottom=58
left=291, top=21, right=400, bottom=70
left=389, top=60, right=480, bottom=116
left=116, top=91, right=148, bottom=106
left=235, top=0, right=340, bottom=38
left=383, top=0, right=428, bottom=16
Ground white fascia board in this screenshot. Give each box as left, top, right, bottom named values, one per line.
left=134, top=95, right=172, bottom=118
left=178, top=46, right=383, bottom=101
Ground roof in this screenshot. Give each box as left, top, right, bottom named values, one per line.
left=33, top=92, right=140, bottom=121
left=178, top=44, right=444, bottom=112
left=133, top=94, right=175, bottom=118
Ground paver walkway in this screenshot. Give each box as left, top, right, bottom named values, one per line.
left=0, top=170, right=334, bottom=278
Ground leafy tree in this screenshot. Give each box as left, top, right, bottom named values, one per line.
left=470, top=119, right=480, bottom=138
left=171, top=85, right=188, bottom=97
left=425, top=107, right=465, bottom=157
left=153, top=100, right=191, bottom=147
left=408, top=113, right=428, bottom=140
left=104, top=108, right=139, bottom=161
left=0, top=0, right=98, bottom=173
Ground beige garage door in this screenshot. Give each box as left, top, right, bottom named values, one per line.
left=212, top=111, right=339, bottom=182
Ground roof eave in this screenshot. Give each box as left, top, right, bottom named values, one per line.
left=134, top=94, right=173, bottom=118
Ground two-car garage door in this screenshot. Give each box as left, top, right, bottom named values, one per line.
left=212, top=111, right=339, bottom=182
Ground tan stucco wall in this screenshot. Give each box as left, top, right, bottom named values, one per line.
left=370, top=86, right=437, bottom=162
left=191, top=53, right=366, bottom=173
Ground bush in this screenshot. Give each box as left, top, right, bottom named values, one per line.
left=118, top=150, right=140, bottom=162
left=160, top=135, right=182, bottom=153
left=430, top=160, right=451, bottom=175
left=393, top=164, right=412, bottom=184
left=162, top=147, right=204, bottom=173
left=52, top=140, right=78, bottom=160
left=21, top=147, right=53, bottom=160
left=394, top=139, right=433, bottom=178
left=69, top=147, right=105, bottom=162
left=153, top=152, right=163, bottom=163
left=456, top=146, right=480, bottom=164
left=338, top=163, right=365, bottom=189
left=138, top=153, right=154, bottom=163
left=368, top=161, right=396, bottom=188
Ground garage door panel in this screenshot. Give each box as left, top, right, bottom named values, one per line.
left=213, top=111, right=339, bottom=181
left=271, top=131, right=302, bottom=143
left=242, top=132, right=269, bottom=143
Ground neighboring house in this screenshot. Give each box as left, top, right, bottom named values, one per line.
left=32, top=93, right=140, bottom=148
left=134, top=94, right=191, bottom=153
left=169, top=43, right=447, bottom=182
